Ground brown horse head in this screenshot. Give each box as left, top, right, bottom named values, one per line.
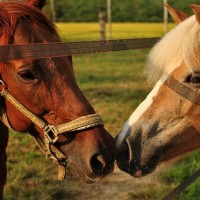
left=0, top=0, right=116, bottom=183
left=116, top=4, right=200, bottom=177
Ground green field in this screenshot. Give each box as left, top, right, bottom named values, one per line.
left=4, top=23, right=200, bottom=200
left=56, top=22, right=175, bottom=41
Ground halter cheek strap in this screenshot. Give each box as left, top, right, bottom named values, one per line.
left=0, top=80, right=104, bottom=180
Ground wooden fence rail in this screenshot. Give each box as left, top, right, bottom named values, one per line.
left=0, top=37, right=159, bottom=61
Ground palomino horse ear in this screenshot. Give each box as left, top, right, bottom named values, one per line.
left=165, top=4, right=188, bottom=24
left=190, top=4, right=200, bottom=24
left=25, top=0, right=46, bottom=10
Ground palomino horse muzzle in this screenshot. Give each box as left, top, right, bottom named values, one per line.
left=0, top=80, right=104, bottom=180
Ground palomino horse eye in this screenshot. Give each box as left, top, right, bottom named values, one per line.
left=185, top=74, right=200, bottom=84
left=18, top=70, right=36, bottom=81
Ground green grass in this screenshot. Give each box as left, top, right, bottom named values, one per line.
left=72, top=50, right=149, bottom=134
left=4, top=23, right=200, bottom=200
left=158, top=151, right=200, bottom=200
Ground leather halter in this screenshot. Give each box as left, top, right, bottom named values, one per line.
left=0, top=80, right=104, bottom=180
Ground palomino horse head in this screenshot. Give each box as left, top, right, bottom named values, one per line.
left=116, top=4, right=200, bottom=177
left=0, top=0, right=116, bottom=184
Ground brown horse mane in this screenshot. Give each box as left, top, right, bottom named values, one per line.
left=0, top=1, right=60, bottom=45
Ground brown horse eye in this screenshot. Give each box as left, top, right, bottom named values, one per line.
left=18, top=70, right=36, bottom=81
left=185, top=74, right=200, bottom=84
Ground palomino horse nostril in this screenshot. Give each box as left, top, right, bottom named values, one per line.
left=116, top=140, right=131, bottom=172
left=90, top=154, right=106, bottom=175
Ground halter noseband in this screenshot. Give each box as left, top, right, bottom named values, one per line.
left=0, top=80, right=104, bottom=180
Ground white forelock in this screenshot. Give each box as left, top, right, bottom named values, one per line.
left=146, top=15, right=200, bottom=85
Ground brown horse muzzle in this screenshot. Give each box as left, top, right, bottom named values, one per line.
left=59, top=126, right=116, bottom=183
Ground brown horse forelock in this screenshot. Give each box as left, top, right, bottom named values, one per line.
left=0, top=1, right=59, bottom=45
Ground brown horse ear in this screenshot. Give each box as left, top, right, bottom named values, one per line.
left=190, top=4, right=200, bottom=24
left=25, top=0, right=46, bottom=10
left=165, top=4, right=188, bottom=24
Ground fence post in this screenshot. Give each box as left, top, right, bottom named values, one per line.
left=99, top=7, right=106, bottom=41
left=50, top=0, right=56, bottom=22
left=163, top=0, right=168, bottom=33
left=107, top=0, right=112, bottom=40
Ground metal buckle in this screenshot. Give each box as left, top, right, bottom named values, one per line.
left=44, top=125, right=59, bottom=143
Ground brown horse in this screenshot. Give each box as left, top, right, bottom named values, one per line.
left=0, top=0, right=116, bottom=199
left=116, top=4, right=200, bottom=177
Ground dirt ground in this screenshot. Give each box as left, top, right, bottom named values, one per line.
left=68, top=164, right=163, bottom=200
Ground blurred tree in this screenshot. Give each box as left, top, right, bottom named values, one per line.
left=43, top=0, right=200, bottom=22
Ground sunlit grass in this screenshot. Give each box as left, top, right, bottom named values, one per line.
left=56, top=22, right=175, bottom=41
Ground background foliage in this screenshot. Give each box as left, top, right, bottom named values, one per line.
left=45, top=0, right=200, bottom=22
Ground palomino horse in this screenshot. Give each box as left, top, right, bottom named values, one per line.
left=116, top=4, right=200, bottom=177
left=0, top=0, right=116, bottom=198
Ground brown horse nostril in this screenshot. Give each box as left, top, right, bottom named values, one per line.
left=90, top=154, right=106, bottom=175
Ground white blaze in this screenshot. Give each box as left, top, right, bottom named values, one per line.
left=128, top=79, right=163, bottom=126
left=116, top=75, right=169, bottom=146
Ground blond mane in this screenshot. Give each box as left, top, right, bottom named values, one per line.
left=146, top=15, right=200, bottom=85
